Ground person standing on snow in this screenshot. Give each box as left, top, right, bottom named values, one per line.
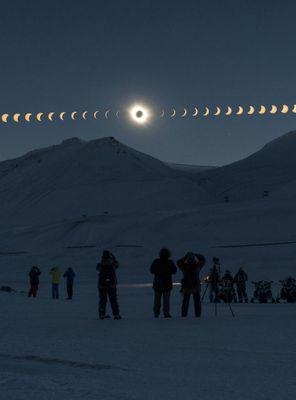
left=150, top=248, right=177, bottom=318
left=96, top=250, right=121, bottom=320
left=50, top=267, right=61, bottom=299
left=208, top=258, right=221, bottom=303
left=220, top=270, right=237, bottom=303
left=177, top=252, right=206, bottom=317
left=28, top=266, right=41, bottom=298
left=234, top=267, right=248, bottom=303
left=63, top=267, right=76, bottom=300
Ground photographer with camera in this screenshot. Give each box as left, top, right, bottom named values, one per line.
left=220, top=270, right=237, bottom=303
left=208, top=257, right=221, bottom=303
left=177, top=252, right=206, bottom=317
left=234, top=267, right=248, bottom=303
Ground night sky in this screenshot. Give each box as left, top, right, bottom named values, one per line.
left=1, top=0, right=296, bottom=165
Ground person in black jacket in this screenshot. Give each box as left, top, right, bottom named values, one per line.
left=63, top=267, right=76, bottom=300
left=28, top=266, right=41, bottom=298
left=234, top=267, right=248, bottom=303
left=177, top=252, right=206, bottom=317
left=96, top=250, right=121, bottom=320
left=150, top=248, right=177, bottom=318
left=220, top=270, right=237, bottom=303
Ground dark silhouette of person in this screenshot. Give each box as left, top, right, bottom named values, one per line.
left=208, top=258, right=221, bottom=303
left=63, top=267, right=76, bottom=300
left=234, top=267, right=248, bottom=303
left=28, top=266, right=41, bottom=298
left=220, top=270, right=237, bottom=303
left=150, top=248, right=177, bottom=318
left=49, top=267, right=61, bottom=299
left=177, top=252, right=206, bottom=317
left=96, top=250, right=121, bottom=320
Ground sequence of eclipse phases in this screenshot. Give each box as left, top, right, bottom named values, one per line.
left=0, top=103, right=295, bottom=126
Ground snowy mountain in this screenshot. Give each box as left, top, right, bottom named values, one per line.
left=0, top=136, right=211, bottom=225
left=196, top=130, right=296, bottom=201
left=1, top=132, right=296, bottom=283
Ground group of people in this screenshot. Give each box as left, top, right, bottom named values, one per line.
left=28, top=266, right=76, bottom=300
left=96, top=248, right=207, bottom=319
left=207, top=260, right=248, bottom=304
left=150, top=248, right=206, bottom=318
left=27, top=249, right=250, bottom=320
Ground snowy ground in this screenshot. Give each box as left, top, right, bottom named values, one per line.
left=1, top=134, right=296, bottom=399
left=0, top=283, right=295, bottom=400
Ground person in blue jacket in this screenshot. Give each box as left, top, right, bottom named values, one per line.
left=63, top=267, right=76, bottom=300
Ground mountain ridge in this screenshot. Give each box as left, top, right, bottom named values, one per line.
left=0, top=135, right=211, bottom=224
left=196, top=130, right=296, bottom=201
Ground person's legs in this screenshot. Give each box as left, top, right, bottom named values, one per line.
left=153, top=291, right=162, bottom=317
left=210, top=284, right=219, bottom=302
left=237, top=286, right=243, bottom=302
left=193, top=291, right=201, bottom=317
left=232, top=288, right=237, bottom=302
left=32, top=285, right=38, bottom=298
left=67, top=285, right=73, bottom=299
left=214, top=284, right=220, bottom=303
left=108, top=287, right=120, bottom=316
left=182, top=293, right=191, bottom=317
left=99, top=288, right=108, bottom=317
left=242, top=286, right=248, bottom=302
left=209, top=288, right=213, bottom=303
left=163, top=291, right=171, bottom=317
left=52, top=284, right=59, bottom=299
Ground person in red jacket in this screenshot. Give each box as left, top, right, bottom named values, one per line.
left=28, top=266, right=41, bottom=298
left=177, top=252, right=206, bottom=317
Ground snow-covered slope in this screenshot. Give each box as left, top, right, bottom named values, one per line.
left=196, top=130, right=296, bottom=201
left=166, top=163, right=217, bottom=173
left=0, top=136, right=211, bottom=224
left=1, top=132, right=296, bottom=283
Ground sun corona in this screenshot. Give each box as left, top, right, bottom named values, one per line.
left=128, top=104, right=151, bottom=125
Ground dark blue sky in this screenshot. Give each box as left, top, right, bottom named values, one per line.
left=1, top=0, right=296, bottom=165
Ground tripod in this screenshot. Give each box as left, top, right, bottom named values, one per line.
left=201, top=281, right=235, bottom=318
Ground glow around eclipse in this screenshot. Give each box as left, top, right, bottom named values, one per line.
left=1, top=104, right=296, bottom=124
left=128, top=104, right=151, bottom=125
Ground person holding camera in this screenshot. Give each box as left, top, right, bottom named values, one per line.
left=177, top=252, right=206, bottom=317
left=96, top=250, right=121, bottom=320
left=220, top=270, right=237, bottom=303
left=234, top=267, right=248, bottom=303
left=208, top=258, right=221, bottom=303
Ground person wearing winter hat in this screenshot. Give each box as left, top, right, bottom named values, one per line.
left=177, top=252, right=206, bottom=317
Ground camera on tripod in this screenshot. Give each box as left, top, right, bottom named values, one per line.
left=213, top=257, right=220, bottom=264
